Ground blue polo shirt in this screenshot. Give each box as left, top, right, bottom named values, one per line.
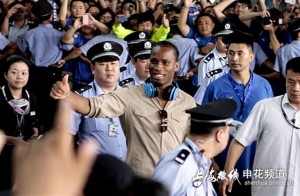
left=202, top=71, right=273, bottom=179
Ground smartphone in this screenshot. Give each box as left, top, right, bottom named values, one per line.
left=82, top=14, right=89, bottom=25
left=117, top=15, right=128, bottom=22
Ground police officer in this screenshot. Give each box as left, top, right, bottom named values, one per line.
left=119, top=40, right=153, bottom=86
left=71, top=41, right=127, bottom=161
left=194, top=26, right=233, bottom=105
left=274, top=19, right=300, bottom=78
left=152, top=98, right=237, bottom=196
left=119, top=31, right=151, bottom=81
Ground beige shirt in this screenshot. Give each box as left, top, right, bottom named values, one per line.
left=88, top=85, right=196, bottom=177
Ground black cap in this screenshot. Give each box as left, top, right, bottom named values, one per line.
left=121, top=0, right=136, bottom=10
left=214, top=23, right=234, bottom=37
left=129, top=40, right=153, bottom=59
left=32, top=0, right=53, bottom=19
left=87, top=41, right=123, bottom=62
left=288, top=19, right=300, bottom=33
left=124, top=31, right=151, bottom=45
left=186, top=99, right=237, bottom=125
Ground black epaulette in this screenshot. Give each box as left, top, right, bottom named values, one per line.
left=174, top=149, right=190, bottom=164
left=119, top=78, right=133, bottom=87
left=203, top=53, right=214, bottom=63
left=74, top=85, right=92, bottom=94
left=120, top=66, right=127, bottom=72
left=205, top=68, right=222, bottom=78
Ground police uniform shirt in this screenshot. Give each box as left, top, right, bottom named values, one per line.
left=195, top=48, right=230, bottom=105
left=152, top=138, right=216, bottom=196
left=17, top=23, right=73, bottom=67
left=197, top=48, right=229, bottom=86
left=250, top=42, right=268, bottom=71
left=8, top=20, right=30, bottom=43
left=80, top=34, right=129, bottom=67
left=274, top=40, right=300, bottom=78
left=0, top=32, right=9, bottom=50
left=167, top=35, right=203, bottom=77
left=71, top=80, right=127, bottom=161
left=119, top=72, right=143, bottom=87
left=119, top=61, right=136, bottom=81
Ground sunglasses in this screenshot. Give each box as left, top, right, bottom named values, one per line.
left=159, top=110, right=168, bottom=133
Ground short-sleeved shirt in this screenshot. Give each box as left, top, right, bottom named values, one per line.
left=167, top=35, right=203, bottom=77
left=7, top=20, right=30, bottom=43
left=274, top=40, right=300, bottom=78
left=71, top=80, right=127, bottom=161
left=235, top=94, right=300, bottom=195
left=194, top=48, right=229, bottom=104
left=152, top=138, right=216, bottom=196
left=202, top=71, right=274, bottom=178
left=17, top=24, right=72, bottom=67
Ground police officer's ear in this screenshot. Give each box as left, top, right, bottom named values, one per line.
left=91, top=63, right=96, bottom=74
left=215, top=128, right=225, bottom=143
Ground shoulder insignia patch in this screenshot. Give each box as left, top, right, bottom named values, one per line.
left=203, top=53, right=214, bottom=63
left=120, top=66, right=127, bottom=72
left=174, top=149, right=190, bottom=164
left=206, top=68, right=222, bottom=78
left=74, top=85, right=92, bottom=94
left=119, top=78, right=134, bottom=87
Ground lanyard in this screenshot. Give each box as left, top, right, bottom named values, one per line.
left=228, top=72, right=254, bottom=120
left=1, top=86, right=29, bottom=136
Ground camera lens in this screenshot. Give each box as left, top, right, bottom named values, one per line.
left=261, top=18, right=271, bottom=25
left=16, top=8, right=23, bottom=13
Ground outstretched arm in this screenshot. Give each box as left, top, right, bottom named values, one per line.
left=50, top=75, right=91, bottom=115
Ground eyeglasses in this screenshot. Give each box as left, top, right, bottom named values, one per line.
left=159, top=110, right=168, bottom=133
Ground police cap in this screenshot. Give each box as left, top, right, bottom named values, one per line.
left=130, top=40, right=153, bottom=59
left=32, top=0, right=53, bottom=19
left=124, top=31, right=151, bottom=46
left=186, top=98, right=237, bottom=131
left=288, top=19, right=300, bottom=33
left=214, top=23, right=234, bottom=37
left=87, top=41, right=123, bottom=63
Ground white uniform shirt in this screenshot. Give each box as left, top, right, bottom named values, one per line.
left=195, top=48, right=229, bottom=104
left=235, top=94, right=300, bottom=196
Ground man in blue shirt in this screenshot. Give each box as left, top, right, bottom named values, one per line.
left=202, top=31, right=273, bottom=196
left=71, top=41, right=127, bottom=161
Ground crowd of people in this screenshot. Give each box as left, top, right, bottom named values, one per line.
left=0, top=0, right=300, bottom=195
